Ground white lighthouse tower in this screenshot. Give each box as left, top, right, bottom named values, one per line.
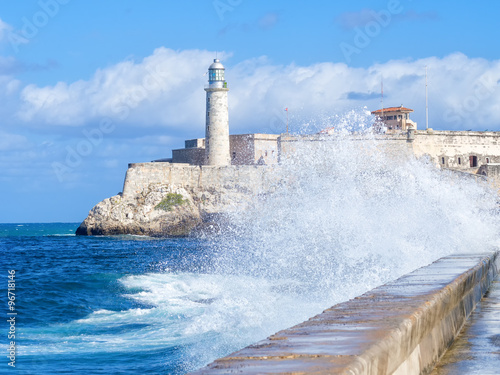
left=205, top=59, right=230, bottom=166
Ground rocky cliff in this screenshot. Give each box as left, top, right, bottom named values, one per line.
left=75, top=182, right=258, bottom=237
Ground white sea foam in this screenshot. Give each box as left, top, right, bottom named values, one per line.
left=17, top=111, right=500, bottom=372
left=181, top=111, right=500, bottom=367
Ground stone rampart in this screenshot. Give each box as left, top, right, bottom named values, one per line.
left=190, top=252, right=499, bottom=374
left=412, top=130, right=500, bottom=169
left=122, top=162, right=277, bottom=198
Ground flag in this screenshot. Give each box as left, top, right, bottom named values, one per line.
left=285, top=108, right=288, bottom=111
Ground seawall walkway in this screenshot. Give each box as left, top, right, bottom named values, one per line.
left=431, top=274, right=500, bottom=374
left=190, top=252, right=499, bottom=374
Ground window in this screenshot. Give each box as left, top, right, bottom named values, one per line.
left=470, top=155, right=478, bottom=167
left=442, top=157, right=445, bottom=164
left=486, top=157, right=490, bottom=163
left=265, top=151, right=268, bottom=157
left=209, top=69, right=224, bottom=81
left=207, top=112, right=210, bottom=117
left=458, top=157, right=461, bottom=165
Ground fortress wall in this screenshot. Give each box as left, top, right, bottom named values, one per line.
left=122, top=131, right=500, bottom=198
left=412, top=131, right=500, bottom=169
left=191, top=252, right=500, bottom=375
left=122, top=163, right=276, bottom=198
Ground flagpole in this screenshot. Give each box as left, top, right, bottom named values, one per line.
left=287, top=109, right=289, bottom=134
left=425, top=65, right=429, bottom=130
left=285, top=108, right=289, bottom=134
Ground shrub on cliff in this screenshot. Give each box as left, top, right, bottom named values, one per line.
left=155, top=193, right=187, bottom=211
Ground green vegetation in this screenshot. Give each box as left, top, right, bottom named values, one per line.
left=155, top=193, right=187, bottom=211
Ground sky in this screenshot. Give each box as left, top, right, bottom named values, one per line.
left=1, top=0, right=500, bottom=223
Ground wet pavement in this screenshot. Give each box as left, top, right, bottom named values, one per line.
left=431, top=276, right=500, bottom=375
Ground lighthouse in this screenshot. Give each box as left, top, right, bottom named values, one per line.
left=205, top=59, right=230, bottom=166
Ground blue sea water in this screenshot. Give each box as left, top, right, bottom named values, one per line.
left=2, top=223, right=339, bottom=375
left=0, top=223, right=245, bottom=374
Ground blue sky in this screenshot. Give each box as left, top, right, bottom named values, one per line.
left=1, top=0, right=500, bottom=223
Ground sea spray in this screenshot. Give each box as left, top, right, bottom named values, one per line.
left=12, top=112, right=500, bottom=374
left=182, top=111, right=500, bottom=369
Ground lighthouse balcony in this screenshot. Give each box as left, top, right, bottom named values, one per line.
left=205, top=81, right=228, bottom=89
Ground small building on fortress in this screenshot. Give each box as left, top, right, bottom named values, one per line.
left=159, top=58, right=500, bottom=185
left=371, top=105, right=418, bottom=133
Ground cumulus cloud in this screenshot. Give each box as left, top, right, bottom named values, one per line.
left=16, top=49, right=500, bottom=134
left=19, top=48, right=221, bottom=127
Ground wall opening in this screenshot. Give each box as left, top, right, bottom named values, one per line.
left=458, top=157, right=461, bottom=165
left=470, top=155, right=478, bottom=168
left=486, top=157, right=490, bottom=163
left=441, top=157, right=445, bottom=165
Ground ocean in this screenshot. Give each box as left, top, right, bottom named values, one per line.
left=3, top=121, right=500, bottom=374
left=1, top=223, right=346, bottom=374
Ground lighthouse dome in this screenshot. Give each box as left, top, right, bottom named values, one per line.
left=208, top=59, right=226, bottom=86
left=209, top=59, right=225, bottom=70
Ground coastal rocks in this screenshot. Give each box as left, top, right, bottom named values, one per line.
left=75, top=183, right=255, bottom=237
left=76, top=185, right=202, bottom=237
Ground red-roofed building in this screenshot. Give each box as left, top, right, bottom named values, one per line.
left=371, top=105, right=417, bottom=133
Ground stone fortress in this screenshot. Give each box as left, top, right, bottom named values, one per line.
left=160, top=58, right=500, bottom=181
left=77, top=58, right=500, bottom=236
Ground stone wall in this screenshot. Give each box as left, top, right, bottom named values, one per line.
left=230, top=134, right=280, bottom=165
left=412, top=130, right=500, bottom=171
left=171, top=148, right=205, bottom=165
left=278, top=130, right=500, bottom=172
left=122, top=162, right=277, bottom=199
left=190, top=252, right=500, bottom=374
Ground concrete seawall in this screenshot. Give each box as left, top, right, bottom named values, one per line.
left=191, top=252, right=499, bottom=374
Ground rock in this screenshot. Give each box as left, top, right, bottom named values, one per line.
left=75, top=183, right=251, bottom=237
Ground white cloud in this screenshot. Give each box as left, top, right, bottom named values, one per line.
left=19, top=48, right=220, bottom=127
left=0, top=18, right=12, bottom=42
left=16, top=49, right=500, bottom=134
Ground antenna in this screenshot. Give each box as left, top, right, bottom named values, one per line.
left=425, top=65, right=429, bottom=130
left=381, top=77, right=384, bottom=120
